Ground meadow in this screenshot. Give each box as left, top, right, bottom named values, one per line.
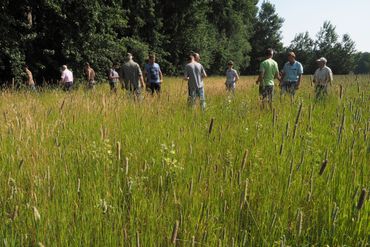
left=0, top=75, right=369, bottom=246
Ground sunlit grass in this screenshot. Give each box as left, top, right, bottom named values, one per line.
left=0, top=75, right=369, bottom=246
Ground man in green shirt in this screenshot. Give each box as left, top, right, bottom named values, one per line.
left=256, top=48, right=280, bottom=107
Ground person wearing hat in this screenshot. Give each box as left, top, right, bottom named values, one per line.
left=256, top=48, right=280, bottom=108
left=313, top=57, right=333, bottom=99
left=280, top=52, right=303, bottom=97
left=225, top=60, right=239, bottom=94
left=120, top=53, right=145, bottom=99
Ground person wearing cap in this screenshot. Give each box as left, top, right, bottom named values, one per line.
left=23, top=65, right=36, bottom=91
left=313, top=57, right=333, bottom=99
left=84, top=62, right=96, bottom=90
left=225, top=61, right=239, bottom=94
left=184, top=53, right=207, bottom=111
left=256, top=48, right=280, bottom=107
left=60, top=65, right=74, bottom=91
left=280, top=52, right=303, bottom=97
left=120, top=53, right=145, bottom=98
left=144, top=54, right=163, bottom=95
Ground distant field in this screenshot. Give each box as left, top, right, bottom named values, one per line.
left=0, top=75, right=369, bottom=246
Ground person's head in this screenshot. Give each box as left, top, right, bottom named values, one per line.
left=84, top=62, right=90, bottom=68
left=62, top=65, right=68, bottom=71
left=227, top=60, right=234, bottom=69
left=23, top=65, right=29, bottom=71
left=265, top=48, right=274, bottom=58
left=149, top=54, right=156, bottom=64
left=126, top=53, right=133, bottom=61
left=187, top=53, right=195, bottom=63
left=288, top=52, right=296, bottom=63
left=193, top=53, right=200, bottom=62
left=316, top=57, right=327, bottom=68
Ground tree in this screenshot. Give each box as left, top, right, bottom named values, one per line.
left=288, top=32, right=315, bottom=74
left=355, top=52, right=370, bottom=74
left=249, top=1, right=284, bottom=74
left=314, top=21, right=356, bottom=74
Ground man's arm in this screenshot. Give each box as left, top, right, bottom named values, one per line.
left=256, top=70, right=264, bottom=85
left=274, top=71, right=281, bottom=81
left=274, top=64, right=281, bottom=81
left=158, top=65, right=163, bottom=83
left=328, top=69, right=333, bottom=85
left=184, top=66, right=189, bottom=80
left=235, top=71, right=240, bottom=82
left=297, top=74, right=302, bottom=88
left=201, top=65, right=207, bottom=78
left=143, top=67, right=148, bottom=83
left=60, top=72, right=65, bottom=85
left=140, top=75, right=145, bottom=88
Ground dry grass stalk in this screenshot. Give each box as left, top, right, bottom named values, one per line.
left=357, top=188, right=367, bottom=210
left=171, top=220, right=180, bottom=244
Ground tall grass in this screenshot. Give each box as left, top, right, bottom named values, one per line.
left=0, top=75, right=369, bottom=246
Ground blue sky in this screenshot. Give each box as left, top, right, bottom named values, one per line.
left=263, top=0, right=370, bottom=52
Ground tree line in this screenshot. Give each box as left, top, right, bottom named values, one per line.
left=0, top=0, right=368, bottom=86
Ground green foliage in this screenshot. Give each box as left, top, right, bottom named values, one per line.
left=0, top=0, right=258, bottom=83
left=355, top=52, right=370, bottom=74
left=249, top=1, right=284, bottom=74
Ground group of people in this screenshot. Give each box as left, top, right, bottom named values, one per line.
left=23, top=49, right=333, bottom=110
left=256, top=48, right=333, bottom=108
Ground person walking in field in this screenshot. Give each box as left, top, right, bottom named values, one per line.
left=60, top=65, right=74, bottom=91
left=256, top=48, right=280, bottom=108
left=225, top=60, right=239, bottom=94
left=23, top=65, right=36, bottom=91
left=108, top=62, right=120, bottom=93
left=193, top=53, right=207, bottom=84
left=313, top=57, right=333, bottom=99
left=280, top=52, right=303, bottom=97
left=120, top=53, right=145, bottom=99
left=184, top=53, right=207, bottom=111
left=84, top=62, right=96, bottom=90
left=144, top=54, right=163, bottom=95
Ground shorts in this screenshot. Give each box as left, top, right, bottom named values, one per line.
left=281, top=81, right=298, bottom=95
left=149, top=83, right=161, bottom=94
left=87, top=80, right=95, bottom=89
left=226, top=82, right=236, bottom=92
left=188, top=86, right=206, bottom=110
left=315, top=85, right=328, bottom=99
left=124, top=82, right=142, bottom=98
left=259, top=85, right=274, bottom=101
left=109, top=80, right=117, bottom=91
left=29, top=84, right=36, bottom=91
left=63, top=81, right=73, bottom=91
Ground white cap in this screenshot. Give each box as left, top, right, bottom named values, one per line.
left=316, top=57, right=327, bottom=63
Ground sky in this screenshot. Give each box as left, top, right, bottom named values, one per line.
left=264, top=0, right=370, bottom=52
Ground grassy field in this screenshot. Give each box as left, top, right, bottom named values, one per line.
left=0, top=75, right=369, bottom=246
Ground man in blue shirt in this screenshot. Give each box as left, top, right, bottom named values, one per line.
left=280, top=52, right=303, bottom=96
left=144, top=54, right=163, bottom=95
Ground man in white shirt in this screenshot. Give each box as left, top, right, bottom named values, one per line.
left=313, top=57, right=333, bottom=99
left=60, top=65, right=74, bottom=91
